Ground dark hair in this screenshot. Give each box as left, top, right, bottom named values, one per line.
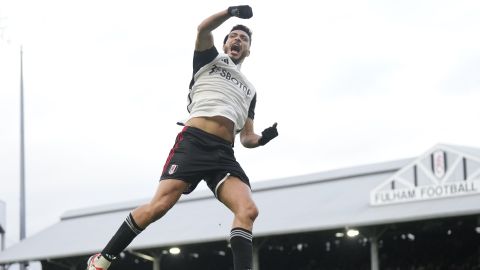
left=223, top=24, right=252, bottom=45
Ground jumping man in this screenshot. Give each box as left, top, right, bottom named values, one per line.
left=86, top=5, right=278, bottom=270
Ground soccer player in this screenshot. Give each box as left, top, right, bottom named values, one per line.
left=86, top=5, right=278, bottom=270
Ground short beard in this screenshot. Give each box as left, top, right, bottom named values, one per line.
left=228, top=53, right=246, bottom=65
left=232, top=57, right=242, bottom=65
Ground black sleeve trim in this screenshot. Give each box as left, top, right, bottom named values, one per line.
left=189, top=46, right=219, bottom=90
left=193, top=46, right=219, bottom=75
left=248, top=93, right=257, bottom=120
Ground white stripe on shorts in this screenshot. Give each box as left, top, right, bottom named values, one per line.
left=214, top=173, right=231, bottom=197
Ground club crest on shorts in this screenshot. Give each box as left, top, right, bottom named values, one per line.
left=168, top=164, right=178, bottom=175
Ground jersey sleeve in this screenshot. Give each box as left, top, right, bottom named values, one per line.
left=248, top=93, right=257, bottom=120
left=193, top=46, right=219, bottom=75
left=189, top=46, right=219, bottom=89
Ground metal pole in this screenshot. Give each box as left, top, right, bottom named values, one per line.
left=152, top=257, right=161, bottom=270
left=0, top=201, right=5, bottom=270
left=19, top=46, right=27, bottom=270
left=129, top=250, right=161, bottom=270
left=368, top=226, right=387, bottom=270
left=370, top=235, right=379, bottom=270
left=252, top=244, right=259, bottom=270
left=1, top=232, right=4, bottom=251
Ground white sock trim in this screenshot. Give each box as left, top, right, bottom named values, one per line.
left=96, top=255, right=112, bottom=268
left=230, top=229, right=253, bottom=242
left=126, top=214, right=142, bottom=235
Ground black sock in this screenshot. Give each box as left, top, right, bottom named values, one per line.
left=230, top=227, right=253, bottom=270
left=101, top=213, right=143, bottom=261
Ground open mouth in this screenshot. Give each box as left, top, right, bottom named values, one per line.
left=231, top=43, right=241, bottom=54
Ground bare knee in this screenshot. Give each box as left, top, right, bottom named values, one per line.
left=236, top=203, right=259, bottom=224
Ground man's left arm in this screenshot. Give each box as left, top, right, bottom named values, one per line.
left=240, top=119, right=278, bottom=148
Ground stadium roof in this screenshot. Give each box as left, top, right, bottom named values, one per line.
left=1, top=143, right=480, bottom=264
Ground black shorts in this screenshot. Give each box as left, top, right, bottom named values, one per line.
left=160, top=126, right=250, bottom=196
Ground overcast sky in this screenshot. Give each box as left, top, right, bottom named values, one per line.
left=1, top=0, right=480, bottom=251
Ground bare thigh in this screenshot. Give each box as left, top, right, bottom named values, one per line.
left=217, top=176, right=258, bottom=231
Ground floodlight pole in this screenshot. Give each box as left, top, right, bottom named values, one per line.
left=19, top=46, right=27, bottom=270
left=1, top=228, right=4, bottom=251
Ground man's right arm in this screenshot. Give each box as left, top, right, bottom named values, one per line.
left=195, top=6, right=253, bottom=52
left=195, top=9, right=232, bottom=52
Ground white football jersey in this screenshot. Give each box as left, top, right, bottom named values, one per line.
left=187, top=47, right=257, bottom=133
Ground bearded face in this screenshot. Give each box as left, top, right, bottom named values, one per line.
left=223, top=30, right=251, bottom=64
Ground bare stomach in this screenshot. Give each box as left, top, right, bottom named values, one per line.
left=185, top=116, right=235, bottom=143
